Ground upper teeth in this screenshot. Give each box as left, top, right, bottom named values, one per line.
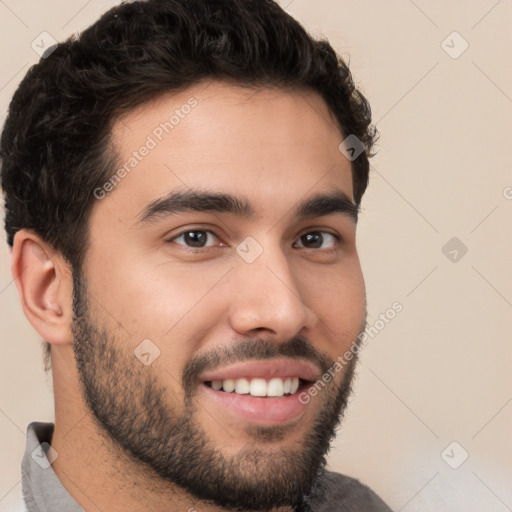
left=210, top=377, right=300, bottom=397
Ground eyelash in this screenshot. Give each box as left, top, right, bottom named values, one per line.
left=167, top=228, right=341, bottom=251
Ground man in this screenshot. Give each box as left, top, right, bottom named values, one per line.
left=1, top=0, right=392, bottom=510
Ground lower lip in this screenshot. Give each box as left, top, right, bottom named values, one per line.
left=200, top=383, right=310, bottom=426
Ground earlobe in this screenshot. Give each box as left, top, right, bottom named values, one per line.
left=11, top=230, right=74, bottom=346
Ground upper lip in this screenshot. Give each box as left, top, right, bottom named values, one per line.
left=199, top=358, right=321, bottom=382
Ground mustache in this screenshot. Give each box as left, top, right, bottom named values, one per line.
left=182, top=336, right=334, bottom=395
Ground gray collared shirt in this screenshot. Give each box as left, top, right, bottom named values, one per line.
left=22, top=422, right=84, bottom=512
left=21, top=421, right=393, bottom=511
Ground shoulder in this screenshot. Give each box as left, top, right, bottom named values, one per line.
left=304, top=469, right=393, bottom=512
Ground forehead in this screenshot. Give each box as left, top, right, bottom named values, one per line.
left=100, top=81, right=353, bottom=223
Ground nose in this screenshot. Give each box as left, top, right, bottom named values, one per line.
left=228, top=241, right=318, bottom=339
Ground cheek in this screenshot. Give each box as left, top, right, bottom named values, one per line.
left=83, top=249, right=169, bottom=327
left=300, top=258, right=365, bottom=344
left=88, top=253, right=227, bottom=355
left=83, top=255, right=225, bottom=399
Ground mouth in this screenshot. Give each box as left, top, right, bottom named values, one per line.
left=200, top=377, right=314, bottom=426
left=198, top=359, right=320, bottom=426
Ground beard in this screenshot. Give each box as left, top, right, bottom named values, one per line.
left=71, top=269, right=362, bottom=512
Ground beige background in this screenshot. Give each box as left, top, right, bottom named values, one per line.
left=1, top=0, right=512, bottom=510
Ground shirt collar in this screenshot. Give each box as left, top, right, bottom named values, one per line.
left=21, top=422, right=84, bottom=512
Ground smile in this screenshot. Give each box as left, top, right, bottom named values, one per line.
left=204, top=376, right=304, bottom=397
left=200, top=379, right=316, bottom=425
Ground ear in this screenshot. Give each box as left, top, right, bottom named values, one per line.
left=11, top=230, right=74, bottom=346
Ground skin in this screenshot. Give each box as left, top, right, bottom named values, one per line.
left=12, top=80, right=366, bottom=511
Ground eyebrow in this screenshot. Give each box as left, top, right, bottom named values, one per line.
left=137, top=188, right=359, bottom=225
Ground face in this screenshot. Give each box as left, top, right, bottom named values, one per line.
left=72, top=81, right=366, bottom=510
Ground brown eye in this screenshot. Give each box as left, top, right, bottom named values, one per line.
left=295, top=231, right=338, bottom=249
left=170, top=230, right=220, bottom=248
